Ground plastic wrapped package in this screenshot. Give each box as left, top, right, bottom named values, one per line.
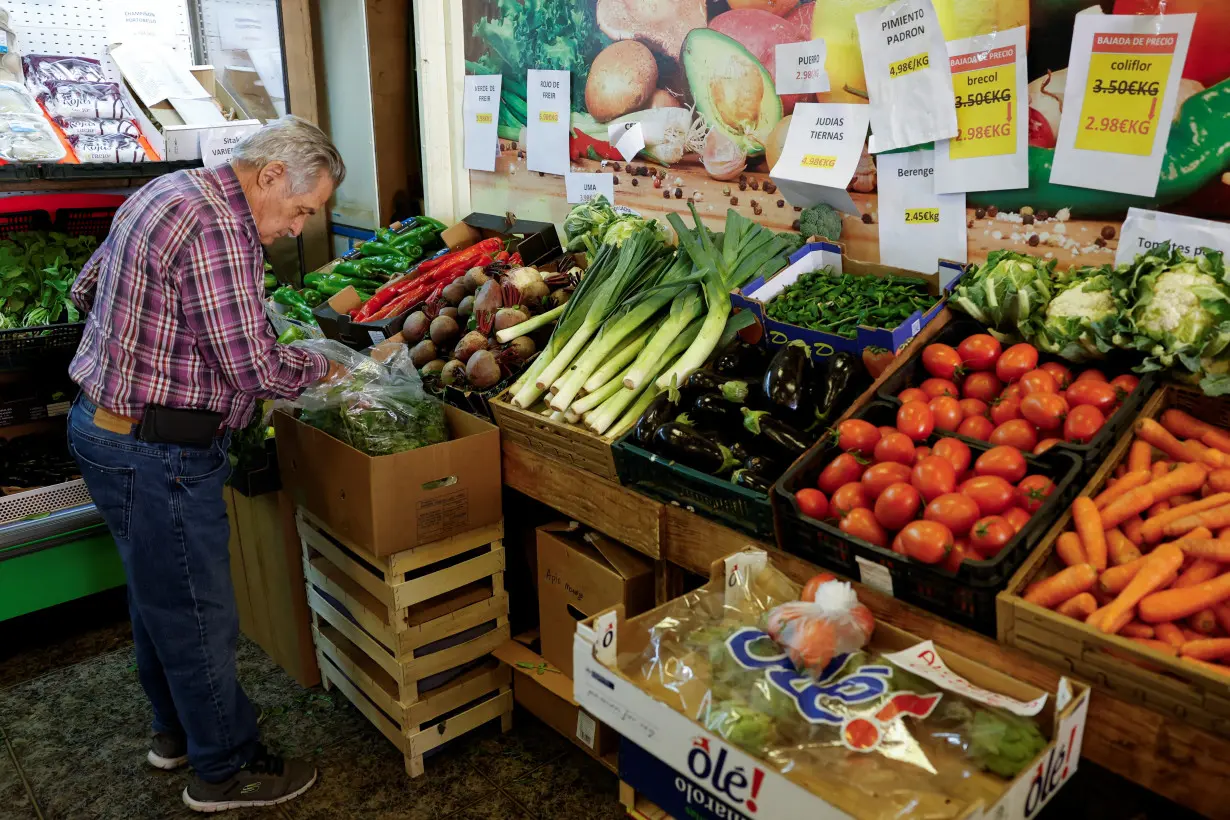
left=67, top=133, right=147, bottom=163
left=765, top=580, right=875, bottom=677
left=54, top=116, right=140, bottom=137
left=621, top=562, right=1049, bottom=820
left=43, top=80, right=130, bottom=120
left=0, top=81, right=37, bottom=115
left=0, top=113, right=65, bottom=162
left=282, top=339, right=448, bottom=456
left=22, top=54, right=104, bottom=96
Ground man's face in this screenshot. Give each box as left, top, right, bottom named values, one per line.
left=249, top=161, right=334, bottom=245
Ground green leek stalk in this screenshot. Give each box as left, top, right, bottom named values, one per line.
left=608, top=385, right=662, bottom=440
left=495, top=303, right=566, bottom=344
left=509, top=346, right=555, bottom=396
left=587, top=316, right=702, bottom=435
left=623, top=286, right=702, bottom=390
left=583, top=323, right=656, bottom=394
left=571, top=362, right=634, bottom=415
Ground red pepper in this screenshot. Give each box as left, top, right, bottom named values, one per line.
left=495, top=250, right=509, bottom=262
left=354, top=237, right=500, bottom=322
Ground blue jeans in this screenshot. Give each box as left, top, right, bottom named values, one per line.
left=67, top=396, right=258, bottom=782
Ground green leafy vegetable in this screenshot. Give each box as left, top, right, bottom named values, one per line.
left=0, top=231, right=97, bottom=329
left=799, top=203, right=843, bottom=241
left=950, top=250, right=1056, bottom=342
left=1031, top=264, right=1120, bottom=362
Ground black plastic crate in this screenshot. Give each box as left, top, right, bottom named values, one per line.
left=0, top=164, right=39, bottom=183
left=774, top=400, right=1082, bottom=636
left=39, top=159, right=201, bottom=181
left=875, top=317, right=1153, bottom=475
left=228, top=440, right=281, bottom=497
left=54, top=206, right=118, bottom=240
left=613, top=430, right=775, bottom=541
left=0, top=210, right=52, bottom=238
left=0, top=323, right=84, bottom=370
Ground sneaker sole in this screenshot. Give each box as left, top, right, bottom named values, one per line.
left=147, top=750, right=189, bottom=771
left=181, top=770, right=318, bottom=813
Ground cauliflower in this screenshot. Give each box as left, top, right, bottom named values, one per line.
left=951, top=250, right=1055, bottom=341
left=1135, top=266, right=1220, bottom=344
left=1032, top=267, right=1118, bottom=361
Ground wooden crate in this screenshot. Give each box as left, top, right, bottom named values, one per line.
left=619, top=782, right=672, bottom=820
left=998, top=386, right=1230, bottom=737
left=490, top=389, right=619, bottom=481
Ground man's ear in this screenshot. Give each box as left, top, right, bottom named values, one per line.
left=258, top=161, right=287, bottom=189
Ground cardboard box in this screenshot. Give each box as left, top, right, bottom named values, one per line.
left=740, top=241, right=968, bottom=361
left=574, top=550, right=1091, bottom=820
left=538, top=523, right=654, bottom=680
left=492, top=632, right=619, bottom=760
left=274, top=405, right=502, bottom=557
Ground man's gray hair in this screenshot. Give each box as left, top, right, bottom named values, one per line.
left=231, top=115, right=346, bottom=193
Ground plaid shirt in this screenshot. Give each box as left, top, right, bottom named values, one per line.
left=69, top=164, right=328, bottom=430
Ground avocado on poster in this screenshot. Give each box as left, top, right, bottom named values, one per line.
left=462, top=0, right=1230, bottom=269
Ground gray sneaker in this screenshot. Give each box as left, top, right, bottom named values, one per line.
left=182, top=745, right=317, bottom=813
left=147, top=707, right=265, bottom=771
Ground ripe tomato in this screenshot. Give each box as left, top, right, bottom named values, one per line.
left=831, top=482, right=870, bottom=517
left=925, top=492, right=980, bottom=536
left=944, top=539, right=971, bottom=572
left=922, top=344, right=962, bottom=380
left=1110, top=373, right=1139, bottom=401
left=899, top=521, right=953, bottom=564
left=875, top=482, right=923, bottom=531
left=989, top=419, right=1039, bottom=451
left=796, top=488, right=829, bottom=520
left=961, top=371, right=1002, bottom=403
left=920, top=377, right=960, bottom=399
left=801, top=572, right=838, bottom=602
left=1040, top=361, right=1073, bottom=391
left=931, top=437, right=972, bottom=475
left=969, top=515, right=1015, bottom=556
left=1074, top=368, right=1106, bottom=382
left=891, top=532, right=907, bottom=555
left=913, top=446, right=932, bottom=464
left=960, top=475, right=1016, bottom=515
left=957, top=415, right=994, bottom=441
left=1065, top=380, right=1117, bottom=415
left=898, top=387, right=929, bottom=404
left=1000, top=383, right=1025, bottom=403
left=959, top=398, right=989, bottom=419
left=1002, top=506, right=1031, bottom=533
left=1020, top=392, right=1067, bottom=432
left=873, top=432, right=916, bottom=466
left=975, top=446, right=1028, bottom=483
left=897, top=400, right=935, bottom=442
left=840, top=508, right=888, bottom=548
left=1017, top=474, right=1055, bottom=513
left=818, top=452, right=866, bottom=495
left=911, top=455, right=957, bottom=502
left=1065, top=404, right=1105, bottom=444
left=957, top=334, right=1001, bottom=372
left=990, top=397, right=1022, bottom=426
left=1033, top=438, right=1062, bottom=455
left=835, top=419, right=881, bottom=456
left=1018, top=369, right=1058, bottom=395
left=878, top=425, right=898, bottom=440
left=996, top=343, right=1038, bottom=383
left=861, top=462, right=913, bottom=499
left=929, top=396, right=964, bottom=432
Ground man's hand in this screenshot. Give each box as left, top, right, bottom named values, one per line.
left=321, top=360, right=347, bottom=385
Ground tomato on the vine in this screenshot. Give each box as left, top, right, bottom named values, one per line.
left=831, top=482, right=870, bottom=517
left=1020, top=392, right=1067, bottom=432
left=1019, top=369, right=1058, bottom=395
left=996, top=343, right=1038, bottom=383
left=929, top=396, right=964, bottom=432
left=899, top=521, right=953, bottom=564
left=959, top=398, right=988, bottom=419
left=1033, top=438, right=1062, bottom=455
left=931, top=437, right=972, bottom=475
left=920, top=378, right=960, bottom=399
left=922, top=344, right=963, bottom=380
left=975, top=446, right=1028, bottom=483
left=796, top=488, right=829, bottom=520
left=960, top=475, right=1016, bottom=515
left=961, top=372, right=1002, bottom=403
left=1017, top=474, right=1055, bottom=514
left=897, top=401, right=935, bottom=442
left=924, top=492, right=980, bottom=536
left=957, top=415, right=994, bottom=441
left=1065, top=404, right=1105, bottom=444
left=1074, top=368, right=1106, bottom=382
left=840, top=508, right=888, bottom=547
left=1066, top=380, right=1117, bottom=414
left=818, top=452, right=866, bottom=495
left=861, top=462, right=913, bottom=499
left=969, top=515, right=1014, bottom=556
left=1040, top=362, right=1073, bottom=391
left=835, top=419, right=881, bottom=456
left=874, top=482, right=922, bottom=531
left=873, top=432, right=916, bottom=466
left=989, top=419, right=1039, bottom=451
left=957, top=334, right=1001, bottom=372
left=911, top=456, right=957, bottom=503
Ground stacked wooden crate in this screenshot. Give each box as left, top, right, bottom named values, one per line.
left=298, top=507, right=512, bottom=777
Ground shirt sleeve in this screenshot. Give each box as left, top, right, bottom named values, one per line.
left=70, top=251, right=102, bottom=314
left=176, top=219, right=328, bottom=399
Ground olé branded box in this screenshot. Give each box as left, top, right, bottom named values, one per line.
left=574, top=550, right=1090, bottom=820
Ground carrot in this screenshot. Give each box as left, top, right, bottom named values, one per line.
left=1120, top=621, right=1155, bottom=639
left=1101, top=463, right=1209, bottom=529
left=1138, top=492, right=1230, bottom=544
left=1154, top=622, right=1186, bottom=647
left=1138, top=572, right=1230, bottom=623
left=1185, top=439, right=1230, bottom=469
left=1175, top=558, right=1221, bottom=588
left=1056, top=592, right=1097, bottom=620
left=1128, top=439, right=1153, bottom=473
left=1114, top=465, right=1126, bottom=478
left=1025, top=564, right=1098, bottom=609
left=1203, top=429, right=1230, bottom=456
left=1162, top=502, right=1230, bottom=537
left=1096, top=543, right=1185, bottom=633
left=1215, top=603, right=1230, bottom=634
left=1189, top=608, right=1218, bottom=634
left=1071, top=498, right=1106, bottom=571
left=1170, top=494, right=1197, bottom=507
left=1105, top=528, right=1142, bottom=566
left=1099, top=556, right=1148, bottom=595
left=1179, top=638, right=1230, bottom=660
left=1055, top=532, right=1087, bottom=567
left=1176, top=539, right=1230, bottom=561
left=1137, top=418, right=1202, bottom=462
left=1131, top=637, right=1179, bottom=655
left=1151, top=460, right=1172, bottom=479
left=1209, top=469, right=1230, bottom=494
left=1147, top=500, right=1171, bottom=518
left=1185, top=658, right=1230, bottom=677
left=1093, top=470, right=1147, bottom=510
left=1219, top=526, right=1230, bottom=540
left=1182, top=627, right=1206, bottom=642
left=1160, top=408, right=1218, bottom=441
left=1123, top=516, right=1146, bottom=545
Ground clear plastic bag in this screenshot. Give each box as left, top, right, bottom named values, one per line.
left=282, top=339, right=448, bottom=456
left=54, top=116, right=140, bottom=137
left=765, top=580, right=875, bottom=677
left=43, top=80, right=130, bottom=120
left=22, top=54, right=105, bottom=95
left=67, top=132, right=147, bottom=163
left=0, top=112, right=65, bottom=162
left=621, top=560, right=1048, bottom=820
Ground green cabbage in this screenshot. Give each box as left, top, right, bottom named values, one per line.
left=950, top=250, right=1056, bottom=342
left=562, top=196, right=664, bottom=255
left=1031, top=265, right=1119, bottom=362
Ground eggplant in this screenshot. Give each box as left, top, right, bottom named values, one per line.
left=681, top=370, right=751, bottom=404
left=730, top=469, right=772, bottom=493
left=742, top=408, right=810, bottom=460
left=816, top=352, right=856, bottom=424
left=730, top=440, right=755, bottom=463
left=714, top=342, right=771, bottom=378
left=652, top=423, right=740, bottom=475
left=743, top=455, right=782, bottom=476
left=692, top=393, right=744, bottom=432
left=762, top=340, right=816, bottom=426
left=634, top=389, right=680, bottom=446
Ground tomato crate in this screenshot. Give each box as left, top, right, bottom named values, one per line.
left=611, top=430, right=775, bottom=541
left=774, top=400, right=1082, bottom=636
left=874, top=317, right=1155, bottom=476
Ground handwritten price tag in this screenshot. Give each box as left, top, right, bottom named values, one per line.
left=949, top=45, right=1016, bottom=160
left=1074, top=32, right=1174, bottom=157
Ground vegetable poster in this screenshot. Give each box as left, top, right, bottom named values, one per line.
left=463, top=0, right=1229, bottom=267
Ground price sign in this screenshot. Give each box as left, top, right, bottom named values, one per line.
left=775, top=39, right=830, bottom=96
left=526, top=69, right=570, bottom=176
left=565, top=172, right=615, bottom=205
left=463, top=74, right=502, bottom=172
left=1074, top=33, right=1174, bottom=156
left=904, top=208, right=940, bottom=224
left=767, top=103, right=870, bottom=215
left=888, top=53, right=929, bottom=79
left=877, top=149, right=967, bottom=274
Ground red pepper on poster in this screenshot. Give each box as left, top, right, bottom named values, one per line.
left=1113, top=0, right=1230, bottom=86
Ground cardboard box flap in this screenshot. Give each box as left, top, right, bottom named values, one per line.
left=492, top=638, right=577, bottom=706
left=584, top=531, right=652, bottom=580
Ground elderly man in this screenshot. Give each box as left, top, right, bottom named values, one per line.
left=67, top=116, right=345, bottom=812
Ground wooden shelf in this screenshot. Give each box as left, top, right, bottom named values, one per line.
left=500, top=443, right=1230, bottom=819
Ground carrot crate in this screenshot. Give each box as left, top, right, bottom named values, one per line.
left=998, top=386, right=1230, bottom=737
left=299, top=509, right=513, bottom=775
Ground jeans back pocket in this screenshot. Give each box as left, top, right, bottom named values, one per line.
left=68, top=431, right=136, bottom=541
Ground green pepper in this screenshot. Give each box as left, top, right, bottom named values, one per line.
left=276, top=325, right=306, bottom=344
left=330, top=260, right=366, bottom=277
left=359, top=241, right=401, bottom=258
left=291, top=304, right=316, bottom=324
left=376, top=228, right=399, bottom=245
left=969, top=78, right=1230, bottom=217
left=413, top=216, right=447, bottom=233
left=271, top=286, right=307, bottom=308
left=300, top=288, right=322, bottom=307
left=394, top=241, right=423, bottom=263
left=263, top=273, right=277, bottom=290
left=358, top=254, right=411, bottom=274
left=312, top=274, right=383, bottom=297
